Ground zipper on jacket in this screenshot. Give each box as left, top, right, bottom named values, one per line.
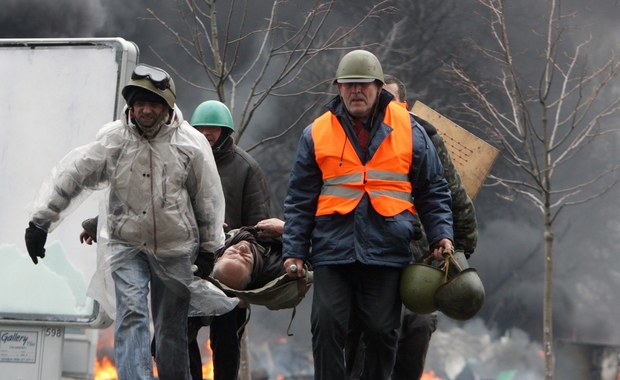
left=149, top=148, right=158, bottom=253
left=162, top=163, right=168, bottom=208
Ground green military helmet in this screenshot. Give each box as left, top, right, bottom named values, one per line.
left=333, top=49, right=385, bottom=84
left=122, top=64, right=176, bottom=109
left=190, top=100, right=234, bottom=131
left=434, top=267, right=485, bottom=320
left=400, top=263, right=445, bottom=314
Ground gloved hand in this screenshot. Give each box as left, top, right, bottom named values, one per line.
left=81, top=216, right=98, bottom=243
left=194, top=249, right=215, bottom=279
left=25, top=221, right=48, bottom=264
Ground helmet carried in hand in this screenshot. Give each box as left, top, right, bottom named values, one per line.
left=400, top=249, right=485, bottom=320
left=434, top=267, right=485, bottom=321
left=400, top=263, right=445, bottom=314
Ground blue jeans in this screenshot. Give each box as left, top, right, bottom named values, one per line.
left=112, top=251, right=192, bottom=380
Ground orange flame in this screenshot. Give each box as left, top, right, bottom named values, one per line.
left=421, top=370, right=443, bottom=380
left=94, top=353, right=215, bottom=380
left=94, top=356, right=117, bottom=380
left=95, top=332, right=215, bottom=380
left=201, top=338, right=214, bottom=379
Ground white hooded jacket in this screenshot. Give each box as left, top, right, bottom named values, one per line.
left=30, top=105, right=235, bottom=318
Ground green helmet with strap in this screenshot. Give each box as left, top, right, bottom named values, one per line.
left=190, top=100, right=234, bottom=131
left=333, top=50, right=385, bottom=84
left=400, top=263, right=445, bottom=314
left=122, top=64, right=176, bottom=109
left=434, top=268, right=485, bottom=320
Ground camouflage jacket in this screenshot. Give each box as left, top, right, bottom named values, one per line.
left=411, top=115, right=478, bottom=260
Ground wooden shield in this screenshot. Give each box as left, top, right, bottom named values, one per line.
left=411, top=100, right=499, bottom=200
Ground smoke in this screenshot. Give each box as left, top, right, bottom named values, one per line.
left=2, top=0, right=620, bottom=377
left=468, top=0, right=620, bottom=348
left=0, top=0, right=106, bottom=37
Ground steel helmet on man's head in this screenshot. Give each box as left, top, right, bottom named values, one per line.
left=190, top=100, right=234, bottom=132
left=334, top=50, right=385, bottom=84
left=122, top=64, right=176, bottom=109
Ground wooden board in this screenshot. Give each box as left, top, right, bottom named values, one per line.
left=411, top=100, right=499, bottom=200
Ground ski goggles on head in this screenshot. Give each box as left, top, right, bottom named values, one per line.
left=131, top=64, right=172, bottom=91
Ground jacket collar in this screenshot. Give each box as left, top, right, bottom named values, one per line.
left=122, top=104, right=184, bottom=138
left=213, top=133, right=235, bottom=161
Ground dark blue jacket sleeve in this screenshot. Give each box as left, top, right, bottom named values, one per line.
left=282, top=125, right=322, bottom=260
left=411, top=121, right=454, bottom=246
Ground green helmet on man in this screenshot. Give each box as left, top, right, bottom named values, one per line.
left=190, top=100, right=234, bottom=132
left=333, top=50, right=385, bottom=84
left=122, top=64, right=176, bottom=109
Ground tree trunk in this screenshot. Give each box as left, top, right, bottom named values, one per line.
left=543, top=217, right=554, bottom=379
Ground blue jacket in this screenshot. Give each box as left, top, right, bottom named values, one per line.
left=282, top=90, right=453, bottom=268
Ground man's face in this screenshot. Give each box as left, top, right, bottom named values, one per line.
left=337, top=81, right=380, bottom=119
left=132, top=101, right=169, bottom=129
left=383, top=82, right=401, bottom=102
left=213, top=240, right=255, bottom=289
left=194, top=126, right=222, bottom=147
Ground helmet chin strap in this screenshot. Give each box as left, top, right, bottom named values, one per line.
left=212, top=130, right=233, bottom=153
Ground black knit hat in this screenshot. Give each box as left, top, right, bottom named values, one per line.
left=125, top=86, right=167, bottom=106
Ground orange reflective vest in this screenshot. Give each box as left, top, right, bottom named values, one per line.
left=312, top=102, right=416, bottom=217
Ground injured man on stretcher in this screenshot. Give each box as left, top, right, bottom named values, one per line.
left=201, top=218, right=289, bottom=289
left=80, top=217, right=311, bottom=307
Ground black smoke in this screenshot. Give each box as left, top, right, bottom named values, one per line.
left=2, top=0, right=620, bottom=377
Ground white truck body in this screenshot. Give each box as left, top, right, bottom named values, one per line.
left=0, top=37, right=139, bottom=379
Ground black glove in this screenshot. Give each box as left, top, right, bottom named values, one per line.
left=81, top=216, right=99, bottom=242
left=194, top=249, right=215, bottom=279
left=25, top=221, right=48, bottom=264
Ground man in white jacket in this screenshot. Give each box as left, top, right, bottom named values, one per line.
left=24, top=64, right=226, bottom=380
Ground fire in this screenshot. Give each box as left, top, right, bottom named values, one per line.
left=421, top=370, right=443, bottom=380
left=95, top=327, right=215, bottom=380
left=93, top=355, right=160, bottom=379
left=201, top=338, right=215, bottom=379
left=95, top=354, right=214, bottom=380
left=202, top=360, right=214, bottom=380
left=94, top=356, right=117, bottom=380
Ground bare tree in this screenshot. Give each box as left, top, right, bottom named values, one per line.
left=371, top=0, right=467, bottom=106
left=450, top=0, right=620, bottom=378
left=146, top=2, right=397, bottom=379
left=147, top=0, right=395, bottom=142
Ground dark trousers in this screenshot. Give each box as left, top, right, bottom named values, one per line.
left=187, top=317, right=205, bottom=380
left=311, top=263, right=402, bottom=380
left=347, top=309, right=437, bottom=380
left=392, top=311, right=437, bottom=380
left=187, top=307, right=247, bottom=380
left=346, top=308, right=437, bottom=380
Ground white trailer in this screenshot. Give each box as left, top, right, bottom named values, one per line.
left=0, top=38, right=138, bottom=380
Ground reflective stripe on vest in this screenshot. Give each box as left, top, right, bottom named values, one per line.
left=311, top=102, right=416, bottom=217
